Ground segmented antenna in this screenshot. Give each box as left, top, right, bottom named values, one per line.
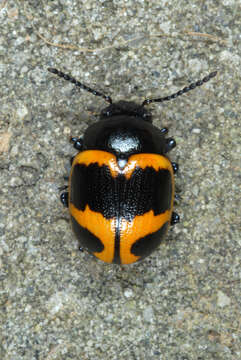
left=48, top=68, right=112, bottom=104
left=142, top=71, right=217, bottom=106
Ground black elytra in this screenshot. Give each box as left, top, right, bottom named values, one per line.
left=49, top=67, right=217, bottom=264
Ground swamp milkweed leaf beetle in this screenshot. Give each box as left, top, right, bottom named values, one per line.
left=48, top=67, right=217, bottom=264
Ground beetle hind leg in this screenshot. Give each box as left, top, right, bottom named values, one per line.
left=171, top=212, right=180, bottom=225
left=70, top=156, right=75, bottom=165
left=174, top=193, right=181, bottom=202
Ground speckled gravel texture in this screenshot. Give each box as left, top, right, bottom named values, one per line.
left=0, top=1, right=240, bottom=359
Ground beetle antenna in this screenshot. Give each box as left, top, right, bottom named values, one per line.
left=48, top=68, right=112, bottom=104
left=142, top=71, right=217, bottom=106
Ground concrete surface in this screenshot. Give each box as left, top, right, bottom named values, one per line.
left=0, top=0, right=240, bottom=359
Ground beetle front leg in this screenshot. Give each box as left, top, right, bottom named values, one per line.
left=70, top=137, right=83, bottom=151
left=160, top=127, right=168, bottom=135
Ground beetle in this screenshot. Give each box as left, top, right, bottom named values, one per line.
left=48, top=67, right=217, bottom=264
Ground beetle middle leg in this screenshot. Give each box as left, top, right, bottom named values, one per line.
left=59, top=186, right=68, bottom=207
left=165, top=138, right=176, bottom=153
left=171, top=162, right=178, bottom=174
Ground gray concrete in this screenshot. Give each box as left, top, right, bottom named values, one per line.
left=0, top=0, right=240, bottom=359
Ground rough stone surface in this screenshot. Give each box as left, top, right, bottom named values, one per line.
left=0, top=1, right=240, bottom=359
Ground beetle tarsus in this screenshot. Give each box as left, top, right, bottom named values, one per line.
left=70, top=156, right=75, bottom=165
left=165, top=138, right=176, bottom=153
left=171, top=162, right=179, bottom=174
left=171, top=212, right=180, bottom=225
left=60, top=192, right=68, bottom=207
left=174, top=193, right=182, bottom=201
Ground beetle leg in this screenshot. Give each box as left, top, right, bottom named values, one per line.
left=160, top=127, right=168, bottom=135
left=59, top=185, right=68, bottom=191
left=171, top=162, right=179, bottom=174
left=165, top=138, right=176, bottom=153
left=60, top=191, right=69, bottom=208
left=70, top=156, right=75, bottom=165
left=171, top=212, right=180, bottom=225
left=174, top=193, right=182, bottom=201
left=174, top=193, right=181, bottom=205
left=70, top=137, right=83, bottom=151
